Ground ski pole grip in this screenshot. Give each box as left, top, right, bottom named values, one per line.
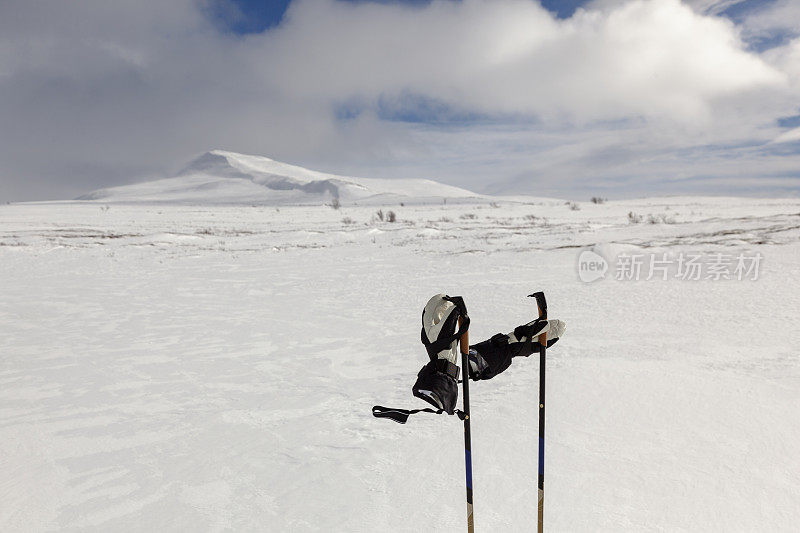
left=529, top=292, right=548, bottom=346
left=528, top=291, right=547, bottom=319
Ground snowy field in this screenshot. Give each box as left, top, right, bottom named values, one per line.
left=1, top=197, right=799, bottom=531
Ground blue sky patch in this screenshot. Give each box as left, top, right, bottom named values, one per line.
left=377, top=93, right=492, bottom=124
left=745, top=30, right=795, bottom=53
left=539, top=0, right=590, bottom=19
left=778, top=114, right=800, bottom=128
left=334, top=92, right=535, bottom=126
left=208, top=0, right=291, bottom=34
left=719, top=0, right=778, bottom=23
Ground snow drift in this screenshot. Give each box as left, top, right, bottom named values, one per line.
left=77, top=150, right=481, bottom=205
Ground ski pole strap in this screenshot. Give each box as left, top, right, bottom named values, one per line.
left=513, top=317, right=547, bottom=339
left=435, top=358, right=460, bottom=380
left=421, top=314, right=471, bottom=360
left=372, top=405, right=467, bottom=424
left=513, top=317, right=547, bottom=355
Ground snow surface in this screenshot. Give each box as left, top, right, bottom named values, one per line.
left=77, top=150, right=482, bottom=206
left=1, top=195, right=799, bottom=531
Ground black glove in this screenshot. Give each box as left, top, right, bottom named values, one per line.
left=412, top=359, right=459, bottom=414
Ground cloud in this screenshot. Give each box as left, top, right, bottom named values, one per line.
left=771, top=127, right=800, bottom=144
left=0, top=0, right=798, bottom=201
left=263, top=0, right=783, bottom=121
left=740, top=0, right=800, bottom=38
left=681, top=0, right=749, bottom=16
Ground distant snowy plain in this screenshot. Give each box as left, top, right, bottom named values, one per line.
left=1, top=156, right=799, bottom=531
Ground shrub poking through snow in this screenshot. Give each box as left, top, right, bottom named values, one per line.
left=375, top=209, right=384, bottom=221
left=647, top=213, right=676, bottom=224
left=331, top=197, right=340, bottom=210
left=342, top=217, right=355, bottom=225
left=567, top=202, right=581, bottom=211
left=591, top=197, right=607, bottom=204
left=386, top=211, right=396, bottom=223
left=628, top=211, right=643, bottom=224
left=460, top=213, right=477, bottom=220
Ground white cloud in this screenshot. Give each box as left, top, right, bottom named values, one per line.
left=681, top=0, right=749, bottom=16
left=0, top=0, right=798, bottom=201
left=771, top=127, right=800, bottom=144
left=741, top=0, right=800, bottom=40
left=259, top=0, right=783, bottom=122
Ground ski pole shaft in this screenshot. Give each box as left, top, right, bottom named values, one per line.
left=459, top=317, right=474, bottom=533
left=529, top=292, right=547, bottom=533
left=537, top=339, right=546, bottom=533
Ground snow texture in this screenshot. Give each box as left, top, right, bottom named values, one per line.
left=1, top=186, right=799, bottom=531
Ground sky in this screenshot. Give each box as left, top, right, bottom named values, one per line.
left=0, top=0, right=799, bottom=201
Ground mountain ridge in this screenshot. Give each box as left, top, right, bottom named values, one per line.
left=77, top=150, right=481, bottom=205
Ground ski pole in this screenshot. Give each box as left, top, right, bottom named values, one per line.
left=529, top=292, right=548, bottom=533
left=458, top=316, right=474, bottom=533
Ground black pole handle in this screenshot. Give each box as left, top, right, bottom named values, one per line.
left=528, top=292, right=547, bottom=320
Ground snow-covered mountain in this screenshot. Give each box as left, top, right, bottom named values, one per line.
left=77, top=150, right=481, bottom=205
